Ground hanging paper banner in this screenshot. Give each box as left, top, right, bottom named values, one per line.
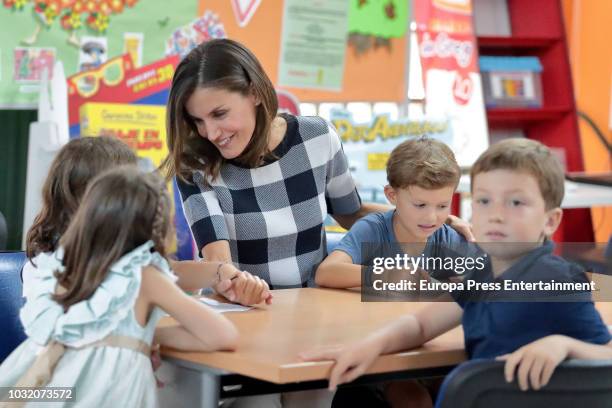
left=414, top=0, right=488, bottom=166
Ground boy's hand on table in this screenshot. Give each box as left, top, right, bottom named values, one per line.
left=497, top=335, right=569, bottom=391
left=299, top=336, right=384, bottom=391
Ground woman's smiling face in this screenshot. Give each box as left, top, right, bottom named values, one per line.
left=185, top=87, right=259, bottom=159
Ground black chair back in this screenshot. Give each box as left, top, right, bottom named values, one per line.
left=436, top=359, right=612, bottom=408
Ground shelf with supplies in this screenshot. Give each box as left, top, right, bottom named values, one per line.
left=474, top=0, right=593, bottom=243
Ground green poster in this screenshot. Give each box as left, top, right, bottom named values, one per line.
left=348, top=0, right=408, bottom=38
left=0, top=0, right=199, bottom=108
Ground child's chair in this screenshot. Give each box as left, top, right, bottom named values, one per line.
left=0, top=251, right=27, bottom=362
left=435, top=359, right=612, bottom=408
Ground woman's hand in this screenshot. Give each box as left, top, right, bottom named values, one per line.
left=496, top=335, right=569, bottom=391
left=214, top=263, right=272, bottom=306
left=212, top=263, right=241, bottom=302
left=299, top=336, right=384, bottom=391
left=446, top=214, right=475, bottom=242
left=231, top=270, right=273, bottom=306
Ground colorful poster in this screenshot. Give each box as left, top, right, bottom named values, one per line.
left=13, top=47, right=56, bottom=81
left=414, top=0, right=488, bottom=167
left=165, top=10, right=226, bottom=59
left=0, top=0, right=197, bottom=108
left=330, top=108, right=452, bottom=200
left=80, top=103, right=167, bottom=168
left=277, top=0, right=349, bottom=91
left=67, top=54, right=179, bottom=135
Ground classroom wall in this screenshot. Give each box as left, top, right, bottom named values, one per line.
left=197, top=0, right=407, bottom=102
left=562, top=0, right=612, bottom=242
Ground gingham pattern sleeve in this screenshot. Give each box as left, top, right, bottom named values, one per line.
left=324, top=121, right=361, bottom=215
left=176, top=173, right=230, bottom=252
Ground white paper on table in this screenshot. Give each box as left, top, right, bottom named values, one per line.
left=200, top=297, right=253, bottom=313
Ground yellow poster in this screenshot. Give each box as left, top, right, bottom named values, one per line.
left=80, top=102, right=168, bottom=169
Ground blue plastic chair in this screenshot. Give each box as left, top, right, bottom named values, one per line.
left=0, top=251, right=27, bottom=362
left=435, top=359, right=612, bottom=408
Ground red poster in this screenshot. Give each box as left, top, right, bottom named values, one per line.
left=414, top=0, right=478, bottom=105
left=67, top=54, right=179, bottom=132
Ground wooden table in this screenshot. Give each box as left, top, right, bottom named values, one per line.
left=159, top=288, right=612, bottom=407
left=158, top=288, right=465, bottom=407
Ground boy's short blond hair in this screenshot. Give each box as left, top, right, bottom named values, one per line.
left=470, top=138, right=564, bottom=209
left=386, top=137, right=461, bottom=190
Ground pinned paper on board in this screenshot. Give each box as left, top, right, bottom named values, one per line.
left=165, top=11, right=226, bottom=59
left=231, top=0, right=261, bottom=27
left=13, top=47, right=56, bottom=82
left=78, top=37, right=108, bottom=72
left=123, top=32, right=144, bottom=68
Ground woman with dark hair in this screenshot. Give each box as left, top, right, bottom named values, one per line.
left=164, top=39, right=379, bottom=291
left=163, top=39, right=472, bottom=291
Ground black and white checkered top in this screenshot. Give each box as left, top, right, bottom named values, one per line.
left=177, top=114, right=361, bottom=288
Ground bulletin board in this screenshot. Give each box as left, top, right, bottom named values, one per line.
left=197, top=0, right=409, bottom=102
left=0, top=0, right=198, bottom=108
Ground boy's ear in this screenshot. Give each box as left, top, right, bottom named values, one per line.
left=384, top=185, right=397, bottom=205
left=543, top=207, right=563, bottom=237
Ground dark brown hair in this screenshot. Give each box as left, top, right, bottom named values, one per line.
left=26, top=136, right=138, bottom=260
left=470, top=138, right=564, bottom=210
left=53, top=166, right=173, bottom=310
left=162, top=39, right=278, bottom=183
left=387, top=137, right=461, bottom=189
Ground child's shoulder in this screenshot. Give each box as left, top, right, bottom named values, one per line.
left=346, top=210, right=393, bottom=240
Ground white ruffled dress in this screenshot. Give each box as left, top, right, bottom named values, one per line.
left=0, top=241, right=175, bottom=407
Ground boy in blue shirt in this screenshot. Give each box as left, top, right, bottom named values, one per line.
left=315, top=136, right=466, bottom=289
left=303, top=138, right=612, bottom=397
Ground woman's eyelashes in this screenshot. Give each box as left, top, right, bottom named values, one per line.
left=211, top=110, right=227, bottom=118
